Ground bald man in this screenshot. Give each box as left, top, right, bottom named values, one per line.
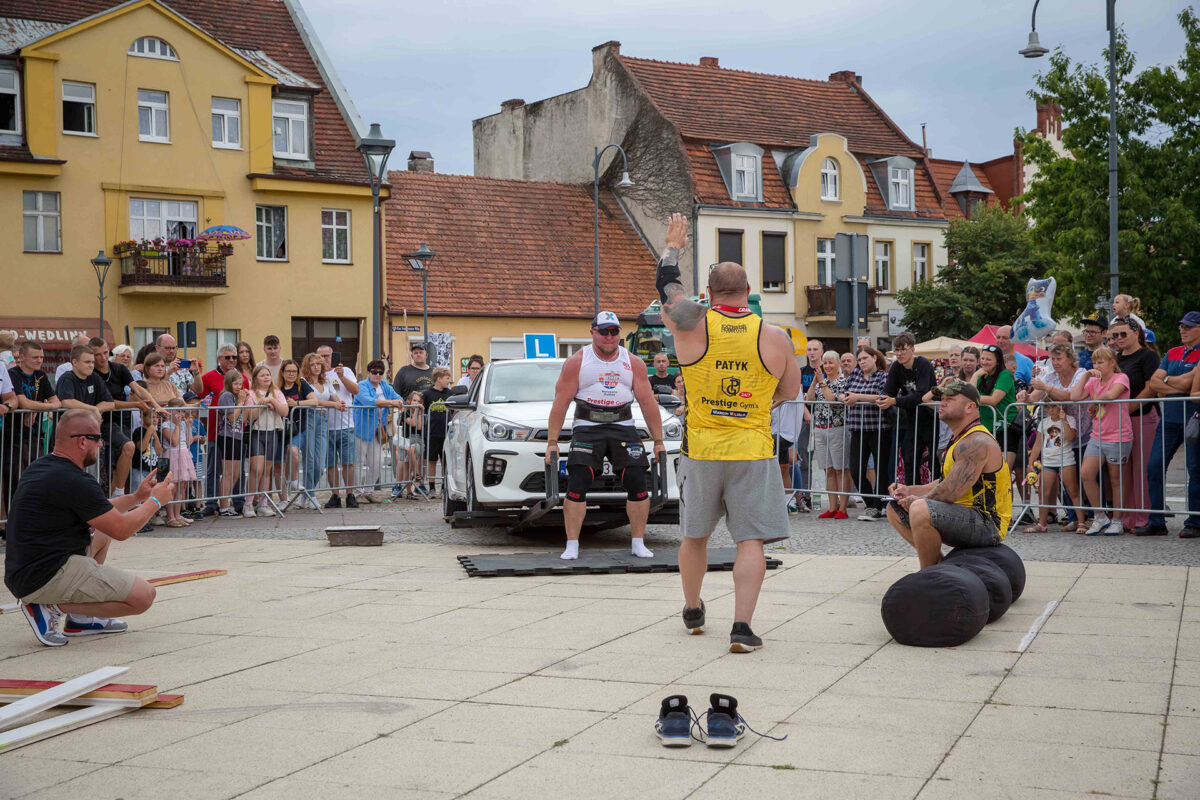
left=3, top=409, right=173, bottom=646
left=994, top=326, right=1033, bottom=384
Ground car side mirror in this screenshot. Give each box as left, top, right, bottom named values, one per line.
left=656, top=393, right=681, bottom=409
left=444, top=393, right=475, bottom=410
left=449, top=384, right=468, bottom=396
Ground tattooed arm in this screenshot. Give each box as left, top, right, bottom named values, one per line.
left=924, top=433, right=990, bottom=505
left=658, top=213, right=707, bottom=333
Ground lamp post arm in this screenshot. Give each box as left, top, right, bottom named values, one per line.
left=1030, top=0, right=1041, bottom=30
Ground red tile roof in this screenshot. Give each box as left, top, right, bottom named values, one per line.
left=685, top=139, right=793, bottom=209
left=928, top=158, right=1000, bottom=220
left=860, top=158, right=947, bottom=220
left=385, top=171, right=657, bottom=320
left=0, top=0, right=369, bottom=185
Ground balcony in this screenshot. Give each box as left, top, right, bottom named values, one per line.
left=116, top=242, right=230, bottom=296
left=805, top=284, right=878, bottom=319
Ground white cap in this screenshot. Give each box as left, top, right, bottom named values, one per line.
left=593, top=311, right=620, bottom=328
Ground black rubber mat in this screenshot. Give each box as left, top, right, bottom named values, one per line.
left=457, top=547, right=783, bottom=578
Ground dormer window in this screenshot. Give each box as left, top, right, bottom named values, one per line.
left=734, top=154, right=757, bottom=197
left=820, top=157, right=840, bottom=200
left=711, top=143, right=765, bottom=203
left=129, top=37, right=177, bottom=60
left=272, top=98, right=309, bottom=160
left=889, top=167, right=911, bottom=207
left=0, top=69, right=19, bottom=135
left=868, top=156, right=916, bottom=211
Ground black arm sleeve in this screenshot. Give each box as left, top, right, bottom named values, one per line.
left=656, top=249, right=683, bottom=304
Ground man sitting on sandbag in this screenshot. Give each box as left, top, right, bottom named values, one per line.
left=886, top=380, right=1012, bottom=568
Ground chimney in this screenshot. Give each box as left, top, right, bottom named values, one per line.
left=500, top=98, right=525, bottom=112
left=592, top=40, right=620, bottom=73
left=828, top=70, right=861, bottom=85
left=407, top=151, right=434, bottom=173
left=699, top=56, right=719, bottom=68
left=1035, top=101, right=1062, bottom=138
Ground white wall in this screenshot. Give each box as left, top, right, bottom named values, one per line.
left=696, top=210, right=797, bottom=323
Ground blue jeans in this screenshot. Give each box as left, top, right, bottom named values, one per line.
left=299, top=413, right=329, bottom=494
left=1146, top=420, right=1200, bottom=528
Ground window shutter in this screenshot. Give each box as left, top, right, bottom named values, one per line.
left=762, top=233, right=786, bottom=286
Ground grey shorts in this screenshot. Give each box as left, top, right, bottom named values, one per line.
left=889, top=499, right=1002, bottom=549
left=1084, top=438, right=1132, bottom=465
left=677, top=456, right=790, bottom=544
left=813, top=426, right=848, bottom=470
left=21, top=555, right=137, bottom=605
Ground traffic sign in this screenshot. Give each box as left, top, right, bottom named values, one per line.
left=524, top=333, right=557, bottom=359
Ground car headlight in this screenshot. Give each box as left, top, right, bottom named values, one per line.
left=482, top=416, right=535, bottom=441
left=663, top=419, right=683, bottom=440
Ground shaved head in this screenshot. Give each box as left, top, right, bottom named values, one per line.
left=708, top=262, right=750, bottom=300
left=55, top=408, right=101, bottom=443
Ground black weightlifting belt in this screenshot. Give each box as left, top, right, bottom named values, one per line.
left=573, top=400, right=634, bottom=424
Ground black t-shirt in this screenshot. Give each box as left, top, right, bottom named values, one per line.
left=883, top=356, right=937, bottom=428
left=394, top=364, right=434, bottom=398
left=801, top=364, right=817, bottom=392
left=4, top=454, right=114, bottom=598
left=281, top=380, right=313, bottom=433
left=1117, top=347, right=1161, bottom=416
left=649, top=374, right=676, bottom=394
left=55, top=370, right=113, bottom=409
left=95, top=362, right=136, bottom=429
left=9, top=367, right=55, bottom=405
left=422, top=386, right=452, bottom=439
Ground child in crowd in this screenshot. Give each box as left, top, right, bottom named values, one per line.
left=1026, top=404, right=1083, bottom=533
left=160, top=398, right=198, bottom=527
left=184, top=404, right=206, bottom=518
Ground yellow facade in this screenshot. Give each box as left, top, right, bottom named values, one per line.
left=2, top=1, right=376, bottom=366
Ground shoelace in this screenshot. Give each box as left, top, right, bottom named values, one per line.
left=689, top=709, right=788, bottom=742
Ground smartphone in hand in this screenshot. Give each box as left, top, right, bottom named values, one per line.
left=179, top=359, right=191, bottom=369
left=155, top=459, right=170, bottom=482
left=330, top=351, right=342, bottom=369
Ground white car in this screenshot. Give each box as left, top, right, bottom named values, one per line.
left=440, top=358, right=682, bottom=527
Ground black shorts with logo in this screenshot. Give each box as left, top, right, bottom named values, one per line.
left=567, top=423, right=649, bottom=472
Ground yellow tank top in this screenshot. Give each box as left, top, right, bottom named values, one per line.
left=942, top=423, right=1012, bottom=539
left=679, top=310, right=779, bottom=460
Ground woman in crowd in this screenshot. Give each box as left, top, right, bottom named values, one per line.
left=1026, top=403, right=1083, bottom=532
left=142, top=353, right=182, bottom=406
left=278, top=359, right=307, bottom=505
left=160, top=398, right=198, bottom=527
left=957, top=346, right=980, bottom=382
left=243, top=365, right=288, bottom=517
left=1109, top=317, right=1161, bottom=531
left=292, top=353, right=341, bottom=509
left=1071, top=347, right=1133, bottom=535
left=235, top=341, right=256, bottom=381
left=216, top=370, right=248, bottom=517
left=808, top=350, right=850, bottom=519
left=972, top=345, right=1016, bottom=446
left=840, top=347, right=892, bottom=521
left=1026, top=342, right=1090, bottom=528
left=353, top=359, right=404, bottom=499
left=133, top=342, right=156, bottom=375
left=672, top=373, right=687, bottom=417
left=111, top=344, right=134, bottom=369
left=1112, top=294, right=1148, bottom=332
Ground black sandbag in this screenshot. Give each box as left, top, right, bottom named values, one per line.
left=947, top=555, right=1013, bottom=623
left=944, top=544, right=1026, bottom=602
left=880, top=564, right=990, bottom=647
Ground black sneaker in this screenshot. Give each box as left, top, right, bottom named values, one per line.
left=345, top=493, right=359, bottom=509
left=702, top=693, right=787, bottom=749
left=729, top=621, right=762, bottom=653
left=138, top=522, right=154, bottom=533
left=655, top=695, right=697, bottom=747
left=324, top=494, right=341, bottom=509
left=1133, top=524, right=1168, bottom=536
left=682, top=600, right=705, bottom=635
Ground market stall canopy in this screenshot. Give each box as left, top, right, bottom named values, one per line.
left=969, top=325, right=1048, bottom=359
left=914, top=336, right=973, bottom=359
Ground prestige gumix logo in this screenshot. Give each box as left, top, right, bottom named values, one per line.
left=720, top=376, right=741, bottom=397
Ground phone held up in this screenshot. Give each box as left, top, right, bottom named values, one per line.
left=156, top=459, right=170, bottom=482
left=330, top=351, right=342, bottom=369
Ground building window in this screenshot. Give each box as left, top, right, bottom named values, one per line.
left=874, top=241, right=892, bottom=291
left=489, top=338, right=526, bottom=362
left=134, top=327, right=169, bottom=352
left=734, top=154, right=757, bottom=198
left=23, top=192, right=61, bottom=253
left=129, top=198, right=197, bottom=241
left=761, top=232, right=786, bottom=292
left=137, top=90, right=169, bottom=142
left=321, top=209, right=351, bottom=263
left=211, top=97, right=240, bottom=148
left=129, top=37, right=177, bottom=60
left=63, top=81, right=96, bottom=135
left=0, top=69, right=19, bottom=134
left=272, top=99, right=308, bottom=160
left=816, top=238, right=835, bottom=286
left=256, top=205, right=287, bottom=260
left=717, top=229, right=743, bottom=265
left=205, top=328, right=241, bottom=368
left=559, top=339, right=589, bottom=357
left=889, top=167, right=911, bottom=208
left=912, top=243, right=929, bottom=284
left=820, top=158, right=840, bottom=200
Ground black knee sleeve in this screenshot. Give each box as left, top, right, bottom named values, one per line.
left=565, top=464, right=593, bottom=502
left=621, top=467, right=649, bottom=501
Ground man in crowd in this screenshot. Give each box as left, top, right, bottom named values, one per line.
left=319, top=344, right=359, bottom=508
left=393, top=342, right=434, bottom=398
left=886, top=380, right=1012, bottom=568
left=879, top=332, right=937, bottom=484
left=0, top=365, right=15, bottom=535
left=648, top=352, right=676, bottom=394
left=4, top=410, right=172, bottom=646
left=258, top=334, right=284, bottom=382
left=857, top=336, right=872, bottom=353
left=90, top=338, right=159, bottom=497
left=1140, top=311, right=1200, bottom=537
left=155, top=333, right=202, bottom=397
left=53, top=334, right=92, bottom=382
left=793, top=339, right=823, bottom=511
left=5, top=342, right=60, bottom=513
left=194, top=343, right=245, bottom=515
left=1078, top=312, right=1108, bottom=370
left=456, top=355, right=486, bottom=389
left=656, top=213, right=800, bottom=652
left=994, top=325, right=1033, bottom=385
left=55, top=345, right=138, bottom=498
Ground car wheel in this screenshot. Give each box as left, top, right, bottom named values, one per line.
left=465, top=454, right=480, bottom=513
left=443, top=480, right=466, bottom=518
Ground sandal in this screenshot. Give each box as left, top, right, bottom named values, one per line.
left=165, top=519, right=188, bottom=528
left=1023, top=523, right=1048, bottom=533
left=1075, top=522, right=1089, bottom=535
left=1060, top=520, right=1076, bottom=531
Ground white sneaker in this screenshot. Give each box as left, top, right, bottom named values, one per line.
left=242, top=505, right=256, bottom=518
left=1084, top=517, right=1111, bottom=536
left=257, top=500, right=276, bottom=517
left=851, top=495, right=865, bottom=507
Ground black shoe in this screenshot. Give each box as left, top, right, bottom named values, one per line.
left=655, top=695, right=696, bottom=747
left=682, top=600, right=705, bottom=635
left=324, top=494, right=341, bottom=509
left=729, top=622, right=762, bottom=653
left=1133, top=524, right=1169, bottom=536
left=345, top=493, right=359, bottom=509
left=138, top=522, right=154, bottom=533
left=202, top=506, right=219, bottom=517
left=1181, top=527, right=1200, bottom=539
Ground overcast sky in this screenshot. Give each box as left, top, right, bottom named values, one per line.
left=305, top=0, right=1192, bottom=176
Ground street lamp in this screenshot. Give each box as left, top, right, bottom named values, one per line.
left=1021, top=0, right=1119, bottom=308
left=90, top=250, right=112, bottom=341
left=406, top=242, right=435, bottom=348
left=357, top=122, right=395, bottom=361
left=592, top=144, right=635, bottom=317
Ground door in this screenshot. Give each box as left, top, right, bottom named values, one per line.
left=291, top=317, right=361, bottom=371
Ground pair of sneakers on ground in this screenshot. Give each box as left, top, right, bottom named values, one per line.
left=681, top=600, right=760, bottom=653
left=21, top=603, right=127, bottom=647
left=656, top=693, right=786, bottom=748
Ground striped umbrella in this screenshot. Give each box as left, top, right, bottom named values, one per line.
left=196, top=224, right=251, bottom=241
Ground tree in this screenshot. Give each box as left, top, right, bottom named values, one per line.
left=896, top=204, right=1049, bottom=341
left=1019, top=8, right=1200, bottom=346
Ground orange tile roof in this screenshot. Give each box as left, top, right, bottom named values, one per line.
left=685, top=140, right=793, bottom=208
left=385, top=172, right=657, bottom=320
left=928, top=158, right=1000, bottom=220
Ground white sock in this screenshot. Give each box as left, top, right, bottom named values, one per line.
left=560, top=540, right=580, bottom=560
left=631, top=538, right=654, bottom=558
left=112, top=488, right=125, bottom=497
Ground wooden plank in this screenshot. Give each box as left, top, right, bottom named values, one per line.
left=0, top=680, right=158, bottom=702
left=148, top=569, right=227, bottom=587
left=0, top=693, right=149, bottom=709
left=146, top=693, right=184, bottom=709
left=0, top=704, right=134, bottom=753
left=0, top=666, right=129, bottom=732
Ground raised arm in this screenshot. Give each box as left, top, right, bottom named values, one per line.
left=657, top=214, right=707, bottom=336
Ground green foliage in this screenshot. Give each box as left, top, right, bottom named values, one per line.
left=896, top=205, right=1048, bottom=341
left=1019, top=7, right=1200, bottom=346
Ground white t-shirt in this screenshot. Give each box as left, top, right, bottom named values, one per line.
left=1039, top=366, right=1090, bottom=442
left=54, top=362, right=73, bottom=382
left=0, top=365, right=12, bottom=396
left=1038, top=413, right=1077, bottom=468
left=324, top=369, right=356, bottom=430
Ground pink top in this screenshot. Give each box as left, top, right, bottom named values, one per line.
left=1084, top=373, right=1131, bottom=443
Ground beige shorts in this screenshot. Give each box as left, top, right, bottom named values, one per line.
left=677, top=455, right=790, bottom=544
left=21, top=555, right=136, bottom=606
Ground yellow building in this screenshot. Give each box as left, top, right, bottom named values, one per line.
left=1, top=0, right=380, bottom=369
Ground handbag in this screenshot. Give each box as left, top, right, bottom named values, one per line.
left=1186, top=411, right=1200, bottom=445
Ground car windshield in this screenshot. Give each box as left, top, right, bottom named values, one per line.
left=630, top=327, right=674, bottom=358
left=486, top=361, right=564, bottom=403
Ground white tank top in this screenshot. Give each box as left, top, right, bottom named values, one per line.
left=574, top=344, right=635, bottom=427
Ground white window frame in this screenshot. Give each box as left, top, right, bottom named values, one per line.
left=558, top=339, right=590, bottom=358
left=62, top=81, right=96, bottom=136
left=889, top=167, right=911, bottom=208
left=137, top=89, right=169, bottom=143
left=0, top=68, right=19, bottom=135
left=133, top=327, right=169, bottom=352
left=321, top=209, right=351, bottom=263
left=256, top=205, right=288, bottom=261
left=489, top=338, right=526, bottom=362
left=129, top=37, right=177, bottom=60
left=205, top=329, right=241, bottom=368
left=23, top=191, right=61, bottom=253
left=816, top=238, right=835, bottom=287
left=211, top=97, right=241, bottom=149
left=820, top=157, right=840, bottom=201
left=272, top=98, right=309, bottom=160
left=128, top=198, right=197, bottom=242
left=733, top=154, right=758, bottom=199
left=874, top=241, right=892, bottom=292
left=912, top=243, right=929, bottom=284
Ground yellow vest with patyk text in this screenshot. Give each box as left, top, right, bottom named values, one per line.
left=941, top=423, right=1013, bottom=539
left=679, top=309, right=779, bottom=460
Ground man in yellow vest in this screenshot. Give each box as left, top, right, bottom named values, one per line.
left=656, top=213, right=802, bottom=653
left=886, top=379, right=1013, bottom=568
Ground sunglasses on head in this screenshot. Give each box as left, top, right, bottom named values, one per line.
left=70, top=433, right=104, bottom=442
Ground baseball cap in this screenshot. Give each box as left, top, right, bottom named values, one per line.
left=410, top=341, right=427, bottom=351
left=1082, top=311, right=1109, bottom=330
left=1179, top=311, right=1200, bottom=328
left=931, top=379, right=981, bottom=403
left=593, top=311, right=620, bottom=329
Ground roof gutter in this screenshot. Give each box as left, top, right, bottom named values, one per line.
left=610, top=191, right=657, bottom=259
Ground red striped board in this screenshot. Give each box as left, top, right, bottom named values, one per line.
left=148, top=569, right=227, bottom=587
left=0, top=680, right=182, bottom=709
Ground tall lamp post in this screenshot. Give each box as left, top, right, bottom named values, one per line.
left=406, top=243, right=435, bottom=348
left=1020, top=0, right=1120, bottom=309
left=357, top=122, right=395, bottom=361
left=90, top=250, right=112, bottom=341
left=592, top=144, right=635, bottom=317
